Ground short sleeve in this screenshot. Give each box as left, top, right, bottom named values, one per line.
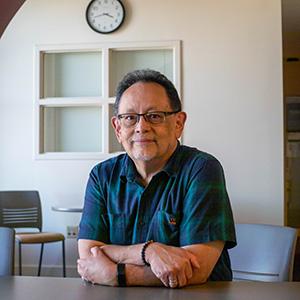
left=180, top=158, right=236, bottom=249
left=78, top=165, right=109, bottom=243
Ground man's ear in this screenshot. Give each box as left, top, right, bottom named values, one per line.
left=175, top=112, right=187, bottom=138
left=111, top=116, right=122, bottom=143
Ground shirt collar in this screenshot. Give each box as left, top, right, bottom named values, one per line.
left=120, top=155, right=139, bottom=183
left=120, top=141, right=182, bottom=182
left=160, top=141, right=181, bottom=177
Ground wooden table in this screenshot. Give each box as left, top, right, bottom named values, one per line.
left=0, top=276, right=300, bottom=300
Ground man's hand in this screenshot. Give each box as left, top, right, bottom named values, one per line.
left=77, top=247, right=117, bottom=286
left=146, top=242, right=200, bottom=288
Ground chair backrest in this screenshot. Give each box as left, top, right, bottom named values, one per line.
left=0, top=191, right=42, bottom=231
left=0, top=227, right=15, bottom=276
left=229, top=223, right=297, bottom=282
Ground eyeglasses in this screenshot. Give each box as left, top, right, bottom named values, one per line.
left=117, top=110, right=180, bottom=128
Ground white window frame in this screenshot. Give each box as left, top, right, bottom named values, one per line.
left=34, top=40, right=181, bottom=160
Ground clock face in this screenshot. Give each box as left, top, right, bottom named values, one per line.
left=86, top=0, right=125, bottom=34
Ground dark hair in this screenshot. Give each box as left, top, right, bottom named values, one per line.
left=114, top=69, right=182, bottom=115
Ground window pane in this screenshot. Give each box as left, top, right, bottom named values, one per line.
left=110, top=49, right=173, bottom=96
left=43, top=106, right=102, bottom=152
left=43, top=52, right=102, bottom=97
left=109, top=104, right=123, bottom=152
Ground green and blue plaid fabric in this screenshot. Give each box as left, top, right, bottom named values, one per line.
left=79, top=143, right=236, bottom=280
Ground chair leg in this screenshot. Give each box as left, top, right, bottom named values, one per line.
left=18, top=242, right=22, bottom=276
left=38, top=243, right=44, bottom=276
left=62, top=240, right=66, bottom=277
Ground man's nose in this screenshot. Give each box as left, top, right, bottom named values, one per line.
left=135, top=115, right=151, bottom=131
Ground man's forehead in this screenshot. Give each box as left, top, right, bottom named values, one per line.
left=122, top=81, right=166, bottom=95
left=119, top=81, right=171, bottom=110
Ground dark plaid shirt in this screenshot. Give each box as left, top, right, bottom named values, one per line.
left=78, top=144, right=236, bottom=280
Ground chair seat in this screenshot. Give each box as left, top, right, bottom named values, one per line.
left=15, top=232, right=65, bottom=244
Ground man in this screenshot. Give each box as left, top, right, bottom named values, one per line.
left=77, top=69, right=236, bottom=288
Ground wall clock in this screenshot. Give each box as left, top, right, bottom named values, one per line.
left=86, top=0, right=125, bottom=34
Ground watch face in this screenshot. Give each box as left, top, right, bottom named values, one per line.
left=86, top=0, right=125, bottom=34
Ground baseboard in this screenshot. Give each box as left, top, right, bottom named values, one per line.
left=14, top=265, right=80, bottom=278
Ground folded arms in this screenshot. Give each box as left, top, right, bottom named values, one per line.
left=77, top=239, right=224, bottom=288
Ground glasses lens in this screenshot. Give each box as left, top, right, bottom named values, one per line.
left=145, top=112, right=165, bottom=124
left=118, top=111, right=174, bottom=127
left=120, top=114, right=138, bottom=127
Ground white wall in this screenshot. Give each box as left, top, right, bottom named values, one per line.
left=0, top=0, right=283, bottom=274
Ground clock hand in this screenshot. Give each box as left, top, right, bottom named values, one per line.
left=103, top=13, right=114, bottom=18
left=93, top=13, right=105, bottom=18
left=93, top=12, right=114, bottom=18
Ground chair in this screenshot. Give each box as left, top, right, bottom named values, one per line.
left=0, top=227, right=15, bottom=276
left=229, top=223, right=297, bottom=282
left=0, top=191, right=66, bottom=277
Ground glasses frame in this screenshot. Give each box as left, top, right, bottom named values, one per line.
left=117, top=110, right=181, bottom=127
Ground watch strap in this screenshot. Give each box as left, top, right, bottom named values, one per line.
left=117, top=263, right=126, bottom=287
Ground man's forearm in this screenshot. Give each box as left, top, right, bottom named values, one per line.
left=78, top=239, right=105, bottom=258
left=125, top=264, right=163, bottom=286
left=183, top=241, right=225, bottom=285
left=101, top=243, right=144, bottom=265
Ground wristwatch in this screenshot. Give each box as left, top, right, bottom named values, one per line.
left=117, top=263, right=126, bottom=287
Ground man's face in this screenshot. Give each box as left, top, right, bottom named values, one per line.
left=112, top=82, right=186, bottom=165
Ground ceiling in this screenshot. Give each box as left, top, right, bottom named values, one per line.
left=0, top=1, right=300, bottom=37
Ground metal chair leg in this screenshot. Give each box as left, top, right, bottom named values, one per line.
left=38, top=243, right=44, bottom=276
left=62, top=240, right=66, bottom=277
left=18, top=242, right=22, bottom=276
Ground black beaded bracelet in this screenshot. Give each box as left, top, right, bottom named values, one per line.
left=141, top=240, right=153, bottom=266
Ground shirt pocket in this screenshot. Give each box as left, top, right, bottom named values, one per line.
left=152, top=211, right=179, bottom=245
left=107, top=213, right=125, bottom=244
left=107, top=213, right=132, bottom=245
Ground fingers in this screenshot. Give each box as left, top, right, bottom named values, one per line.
left=90, top=246, right=100, bottom=256
left=77, top=260, right=84, bottom=277
left=159, top=273, right=169, bottom=287
left=184, top=258, right=193, bottom=279
left=189, top=255, right=200, bottom=269
left=153, top=265, right=189, bottom=288
left=149, top=245, right=199, bottom=288
left=168, top=275, right=178, bottom=288
left=77, top=259, right=85, bottom=273
left=77, top=260, right=88, bottom=281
